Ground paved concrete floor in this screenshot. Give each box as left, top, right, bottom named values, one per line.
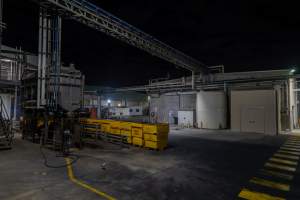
left=0, top=129, right=299, bottom=200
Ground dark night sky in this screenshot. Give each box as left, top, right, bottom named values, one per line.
left=3, top=0, right=300, bottom=87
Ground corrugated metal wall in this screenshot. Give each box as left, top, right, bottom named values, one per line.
left=150, top=93, right=196, bottom=124
left=180, top=94, right=196, bottom=111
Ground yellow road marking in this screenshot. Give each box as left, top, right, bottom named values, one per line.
left=287, top=139, right=300, bottom=143
left=265, top=162, right=296, bottom=172
left=250, top=177, right=290, bottom=192
left=269, top=157, right=298, bottom=166
left=278, top=150, right=300, bottom=156
left=65, top=158, right=116, bottom=200
left=260, top=169, right=294, bottom=181
left=283, top=144, right=300, bottom=148
left=273, top=153, right=300, bottom=160
left=280, top=147, right=300, bottom=152
left=284, top=143, right=300, bottom=147
left=284, top=141, right=300, bottom=145
left=238, top=188, right=285, bottom=200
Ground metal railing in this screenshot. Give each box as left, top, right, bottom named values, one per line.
left=0, top=96, right=12, bottom=138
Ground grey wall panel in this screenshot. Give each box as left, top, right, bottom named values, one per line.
left=150, top=94, right=179, bottom=124
left=231, top=90, right=277, bottom=135
left=180, top=94, right=196, bottom=111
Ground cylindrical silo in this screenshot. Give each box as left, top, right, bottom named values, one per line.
left=196, top=91, right=227, bottom=129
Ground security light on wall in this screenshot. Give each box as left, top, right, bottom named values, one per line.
left=290, top=68, right=296, bottom=74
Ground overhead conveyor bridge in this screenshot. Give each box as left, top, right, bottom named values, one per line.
left=34, top=0, right=208, bottom=74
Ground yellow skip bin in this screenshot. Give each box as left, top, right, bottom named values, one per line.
left=132, top=137, right=143, bottom=146
left=132, top=127, right=143, bottom=138
left=144, top=140, right=167, bottom=150
left=144, top=133, right=168, bottom=142
left=142, top=123, right=169, bottom=134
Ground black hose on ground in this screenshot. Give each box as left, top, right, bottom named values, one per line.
left=40, top=145, right=80, bottom=168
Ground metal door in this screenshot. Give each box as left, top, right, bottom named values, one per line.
left=241, top=106, right=265, bottom=133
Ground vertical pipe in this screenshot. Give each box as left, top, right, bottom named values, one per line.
left=37, top=9, right=43, bottom=108
left=41, top=11, right=48, bottom=107
left=57, top=16, right=62, bottom=109
left=0, top=0, right=3, bottom=81
left=191, top=71, right=195, bottom=90
left=13, top=86, right=17, bottom=121
left=97, top=95, right=101, bottom=119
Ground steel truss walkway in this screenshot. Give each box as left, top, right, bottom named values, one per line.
left=34, top=0, right=208, bottom=73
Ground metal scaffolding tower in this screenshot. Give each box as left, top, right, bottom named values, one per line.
left=34, top=0, right=208, bottom=74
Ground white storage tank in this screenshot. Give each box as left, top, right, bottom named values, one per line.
left=196, top=91, right=227, bottom=129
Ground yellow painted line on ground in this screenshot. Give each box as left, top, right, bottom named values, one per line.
left=286, top=139, right=300, bottom=143
left=278, top=150, right=300, bottom=156
left=283, top=144, right=300, bottom=149
left=269, top=157, right=298, bottom=166
left=260, top=169, right=294, bottom=181
left=65, top=158, right=116, bottom=200
left=273, top=153, right=300, bottom=160
left=249, top=177, right=290, bottom=192
left=285, top=141, right=300, bottom=145
left=280, top=147, right=300, bottom=152
left=238, top=188, right=285, bottom=200
left=265, top=162, right=296, bottom=172
left=284, top=143, right=300, bottom=147
left=283, top=143, right=300, bottom=147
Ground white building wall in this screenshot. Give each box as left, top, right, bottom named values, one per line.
left=196, top=91, right=227, bottom=129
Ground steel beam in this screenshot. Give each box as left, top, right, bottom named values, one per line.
left=34, top=0, right=208, bottom=73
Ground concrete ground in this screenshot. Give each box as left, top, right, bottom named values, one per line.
left=0, top=129, right=299, bottom=200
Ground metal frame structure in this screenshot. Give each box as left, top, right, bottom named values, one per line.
left=34, top=0, right=208, bottom=74
left=113, top=69, right=298, bottom=93
left=0, top=0, right=5, bottom=79
left=37, top=8, right=62, bottom=109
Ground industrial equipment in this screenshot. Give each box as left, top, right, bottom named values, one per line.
left=8, top=0, right=205, bottom=151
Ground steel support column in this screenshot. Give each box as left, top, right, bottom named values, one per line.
left=37, top=8, right=62, bottom=110
left=191, top=71, right=195, bottom=90
left=0, top=0, right=3, bottom=79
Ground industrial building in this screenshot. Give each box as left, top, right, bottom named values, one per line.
left=84, top=68, right=298, bottom=135
left=1, top=0, right=300, bottom=200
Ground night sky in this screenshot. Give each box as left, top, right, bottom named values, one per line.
left=3, top=0, right=300, bottom=87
